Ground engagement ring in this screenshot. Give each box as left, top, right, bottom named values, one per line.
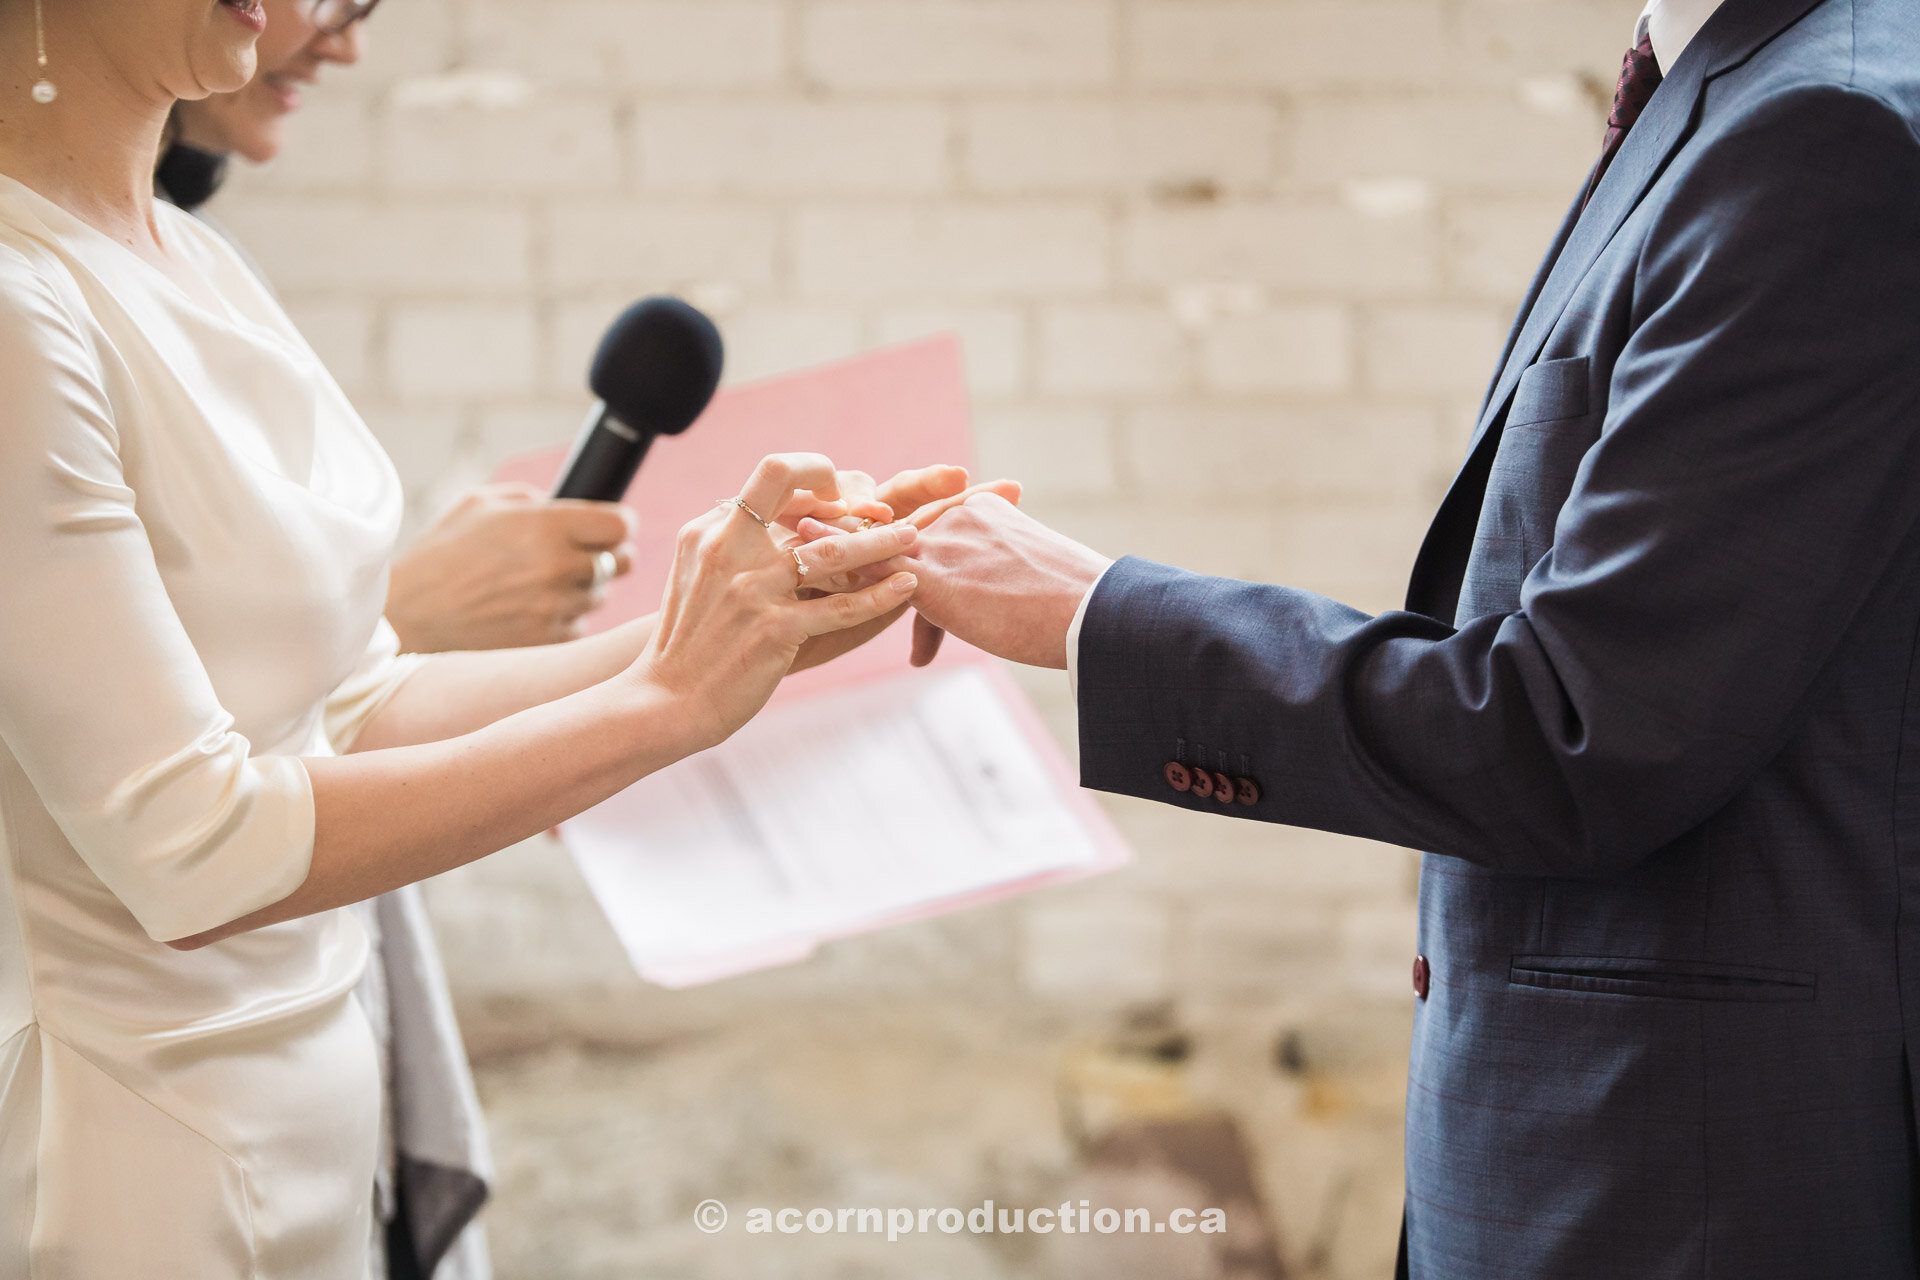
left=717, top=496, right=771, bottom=528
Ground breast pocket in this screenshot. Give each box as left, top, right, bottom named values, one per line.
left=1456, top=356, right=1598, bottom=626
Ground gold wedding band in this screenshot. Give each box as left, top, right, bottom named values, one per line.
left=717, top=496, right=771, bottom=528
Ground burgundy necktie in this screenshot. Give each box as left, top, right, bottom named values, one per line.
left=1581, top=33, right=1664, bottom=211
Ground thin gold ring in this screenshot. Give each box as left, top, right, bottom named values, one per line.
left=857, top=518, right=878, bottom=531
left=789, top=546, right=810, bottom=582
left=717, top=497, right=771, bottom=528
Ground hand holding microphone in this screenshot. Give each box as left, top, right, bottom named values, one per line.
left=385, top=483, right=638, bottom=651
left=385, top=297, right=718, bottom=652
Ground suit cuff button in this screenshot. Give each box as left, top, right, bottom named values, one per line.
left=1163, top=761, right=1192, bottom=793
left=1235, top=777, right=1261, bottom=806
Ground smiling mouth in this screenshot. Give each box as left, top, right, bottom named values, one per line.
left=216, top=0, right=267, bottom=34
left=262, top=72, right=308, bottom=108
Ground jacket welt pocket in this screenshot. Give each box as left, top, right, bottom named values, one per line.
left=1508, top=955, right=1816, bottom=1003
left=1506, top=355, right=1591, bottom=429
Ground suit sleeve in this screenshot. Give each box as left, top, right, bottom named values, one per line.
left=1077, top=87, right=1920, bottom=878
left=0, top=252, right=316, bottom=942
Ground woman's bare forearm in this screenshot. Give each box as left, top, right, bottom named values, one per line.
left=167, top=462, right=926, bottom=952
left=170, top=669, right=702, bottom=950
left=353, top=613, right=660, bottom=752
left=361, top=599, right=910, bottom=753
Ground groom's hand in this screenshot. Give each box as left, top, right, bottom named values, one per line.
left=900, top=493, right=1111, bottom=670
left=878, top=464, right=972, bottom=520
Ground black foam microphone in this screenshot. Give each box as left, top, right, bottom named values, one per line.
left=553, top=297, right=725, bottom=502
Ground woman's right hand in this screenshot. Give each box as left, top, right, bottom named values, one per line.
left=631, top=454, right=921, bottom=750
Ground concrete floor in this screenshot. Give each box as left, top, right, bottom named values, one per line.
left=467, top=1000, right=1408, bottom=1280
left=430, top=834, right=1413, bottom=1280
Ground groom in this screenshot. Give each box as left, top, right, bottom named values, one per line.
left=899, top=0, right=1920, bottom=1275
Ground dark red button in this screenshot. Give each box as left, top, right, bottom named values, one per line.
left=1211, top=771, right=1235, bottom=805
left=1191, top=769, right=1215, bottom=799
left=1164, top=761, right=1191, bottom=792
left=1413, top=955, right=1431, bottom=1001
left=1235, top=777, right=1261, bottom=806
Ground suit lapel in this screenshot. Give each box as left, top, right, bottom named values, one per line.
left=1404, top=187, right=1586, bottom=619
left=1478, top=181, right=1589, bottom=422
left=1402, top=0, right=1829, bottom=622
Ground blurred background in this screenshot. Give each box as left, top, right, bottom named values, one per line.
left=211, top=2, right=1628, bottom=1275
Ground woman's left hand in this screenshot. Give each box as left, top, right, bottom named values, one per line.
left=633, top=454, right=920, bottom=747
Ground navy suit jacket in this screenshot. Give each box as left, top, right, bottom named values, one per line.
left=1076, top=0, right=1920, bottom=1274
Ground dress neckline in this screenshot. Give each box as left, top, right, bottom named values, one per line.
left=0, top=170, right=252, bottom=330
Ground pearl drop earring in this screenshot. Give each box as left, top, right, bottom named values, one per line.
left=30, top=0, right=55, bottom=104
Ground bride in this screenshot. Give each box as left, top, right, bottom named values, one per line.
left=0, top=0, right=965, bottom=1274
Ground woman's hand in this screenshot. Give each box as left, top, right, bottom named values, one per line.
left=386, top=483, right=638, bottom=652
left=632, top=454, right=920, bottom=748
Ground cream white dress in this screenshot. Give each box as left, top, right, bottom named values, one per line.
left=0, top=174, right=426, bottom=1278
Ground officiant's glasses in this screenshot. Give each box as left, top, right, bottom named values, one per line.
left=306, top=0, right=384, bottom=35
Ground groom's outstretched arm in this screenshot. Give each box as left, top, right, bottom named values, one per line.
left=908, top=88, right=1920, bottom=881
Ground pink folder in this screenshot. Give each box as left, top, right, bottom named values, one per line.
left=495, top=336, right=1130, bottom=986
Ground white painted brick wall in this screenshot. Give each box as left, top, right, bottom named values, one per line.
left=384, top=99, right=626, bottom=192
left=1039, top=303, right=1187, bottom=395
left=793, top=202, right=1112, bottom=298
left=1446, top=195, right=1574, bottom=296
left=1123, top=203, right=1442, bottom=296
left=1133, top=1, right=1454, bottom=90
left=1364, top=302, right=1511, bottom=395
left=1291, top=94, right=1599, bottom=189
left=218, top=198, right=533, bottom=292
left=1127, top=405, right=1443, bottom=502
left=801, top=1, right=1117, bottom=90
left=389, top=303, right=540, bottom=398
left=208, top=6, right=1630, bottom=1270
left=464, top=1, right=789, bottom=89
left=1199, top=305, right=1355, bottom=393
left=973, top=405, right=1118, bottom=497
left=638, top=100, right=952, bottom=195
left=544, top=202, right=782, bottom=293
left=962, top=100, right=1279, bottom=193
left=874, top=305, right=1029, bottom=395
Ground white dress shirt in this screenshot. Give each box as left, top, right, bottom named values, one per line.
left=0, top=173, right=424, bottom=1277
left=1066, top=0, right=1728, bottom=694
left=1640, top=0, right=1726, bottom=72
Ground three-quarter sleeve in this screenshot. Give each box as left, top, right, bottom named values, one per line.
left=0, top=251, right=316, bottom=942
left=324, top=617, right=429, bottom=755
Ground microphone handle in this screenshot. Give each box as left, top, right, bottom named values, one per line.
left=553, top=404, right=656, bottom=502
